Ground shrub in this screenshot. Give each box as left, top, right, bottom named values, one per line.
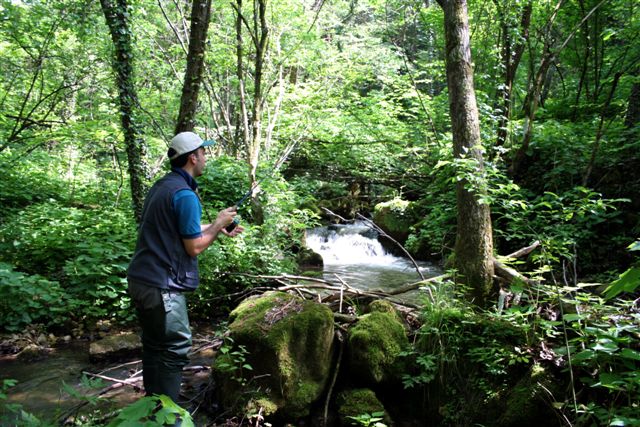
left=0, top=202, right=136, bottom=324
left=0, top=263, right=70, bottom=332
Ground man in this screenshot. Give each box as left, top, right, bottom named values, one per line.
left=127, top=131, right=243, bottom=402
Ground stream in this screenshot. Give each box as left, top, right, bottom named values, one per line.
left=1, top=223, right=439, bottom=423
left=0, top=330, right=216, bottom=424
left=304, top=222, right=441, bottom=296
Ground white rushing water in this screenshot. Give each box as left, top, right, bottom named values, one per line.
left=305, top=223, right=398, bottom=265
left=304, top=222, right=440, bottom=292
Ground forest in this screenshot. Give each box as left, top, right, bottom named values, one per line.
left=0, top=0, right=639, bottom=425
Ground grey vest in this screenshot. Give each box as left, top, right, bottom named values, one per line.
left=127, top=172, right=200, bottom=291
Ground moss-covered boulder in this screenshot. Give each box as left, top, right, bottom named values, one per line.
left=336, top=388, right=392, bottom=426
left=347, top=300, right=408, bottom=385
left=89, top=331, right=141, bottom=363
left=296, top=246, right=323, bottom=268
left=372, top=198, right=416, bottom=246
left=212, top=291, right=335, bottom=419
left=496, top=363, right=560, bottom=426
left=415, top=306, right=535, bottom=424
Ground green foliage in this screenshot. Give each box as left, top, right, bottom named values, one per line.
left=404, top=280, right=535, bottom=424
left=107, top=395, right=194, bottom=427
left=604, top=240, right=640, bottom=299
left=554, top=292, right=640, bottom=426
left=215, top=336, right=253, bottom=387
left=417, top=302, right=530, bottom=379
left=0, top=379, right=49, bottom=427
left=0, top=1, right=638, bottom=424
left=190, top=156, right=319, bottom=316
left=61, top=374, right=105, bottom=408
left=398, top=350, right=437, bottom=389
left=346, top=412, right=387, bottom=427
left=483, top=157, right=627, bottom=272
left=338, top=388, right=388, bottom=427
left=0, top=262, right=69, bottom=332
left=405, top=188, right=456, bottom=260
left=0, top=201, right=135, bottom=326
left=0, top=151, right=66, bottom=214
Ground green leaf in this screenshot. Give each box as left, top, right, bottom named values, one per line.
left=571, top=349, right=596, bottom=362
left=108, top=396, right=158, bottom=425
left=597, top=373, right=626, bottom=390
left=563, top=313, right=582, bottom=322
left=619, top=348, right=640, bottom=361
left=604, top=267, right=640, bottom=299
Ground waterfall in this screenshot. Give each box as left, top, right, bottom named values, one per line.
left=303, top=222, right=439, bottom=292
left=305, top=223, right=398, bottom=265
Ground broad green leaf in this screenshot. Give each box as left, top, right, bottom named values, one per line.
left=563, top=313, right=582, bottom=322
left=571, top=349, right=596, bottom=362
left=604, top=267, right=640, bottom=299
left=619, top=348, right=640, bottom=361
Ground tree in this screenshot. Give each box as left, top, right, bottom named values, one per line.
left=510, top=0, right=606, bottom=179
left=626, top=76, right=640, bottom=129
left=233, top=0, right=269, bottom=193
left=493, top=0, right=532, bottom=147
left=436, top=0, right=494, bottom=305
left=0, top=1, right=86, bottom=153
left=175, top=0, right=213, bottom=134
left=100, top=0, right=148, bottom=221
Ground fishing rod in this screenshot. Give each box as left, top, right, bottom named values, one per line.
left=225, top=140, right=299, bottom=232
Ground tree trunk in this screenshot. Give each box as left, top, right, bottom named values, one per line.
left=100, top=0, right=148, bottom=222
left=582, top=72, right=622, bottom=186
left=510, top=49, right=553, bottom=179
left=625, top=72, right=640, bottom=129
left=247, top=0, right=269, bottom=190
left=175, top=0, right=213, bottom=134
left=510, top=0, right=606, bottom=180
left=437, top=0, right=495, bottom=306
left=234, top=0, right=251, bottom=159
left=493, top=0, right=532, bottom=147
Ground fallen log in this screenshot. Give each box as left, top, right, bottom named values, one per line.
left=382, top=273, right=451, bottom=296
left=504, top=240, right=540, bottom=259
left=493, top=241, right=541, bottom=286
left=493, top=259, right=534, bottom=285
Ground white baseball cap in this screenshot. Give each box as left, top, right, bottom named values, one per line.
left=168, top=132, right=215, bottom=160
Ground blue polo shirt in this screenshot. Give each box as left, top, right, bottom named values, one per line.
left=171, top=168, right=203, bottom=239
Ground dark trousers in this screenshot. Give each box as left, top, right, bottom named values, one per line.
left=128, top=280, right=192, bottom=402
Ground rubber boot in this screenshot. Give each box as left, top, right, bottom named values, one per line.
left=143, top=363, right=160, bottom=397
left=157, top=371, right=183, bottom=403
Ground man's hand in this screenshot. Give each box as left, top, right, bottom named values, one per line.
left=183, top=206, right=241, bottom=257
left=214, top=206, right=237, bottom=228
left=221, top=223, right=244, bottom=237
left=216, top=206, right=244, bottom=237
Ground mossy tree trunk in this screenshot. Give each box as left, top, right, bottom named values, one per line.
left=175, top=0, right=213, bottom=134
left=100, top=0, right=148, bottom=222
left=436, top=0, right=494, bottom=305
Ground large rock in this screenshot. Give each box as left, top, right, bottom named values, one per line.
left=372, top=198, right=416, bottom=254
left=347, top=300, right=408, bottom=385
left=89, top=331, right=141, bottom=362
left=213, top=291, right=335, bottom=419
left=496, top=363, right=560, bottom=426
left=336, top=388, right=392, bottom=426
left=296, top=246, right=324, bottom=268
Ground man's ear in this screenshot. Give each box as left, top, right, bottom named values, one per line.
left=188, top=152, right=198, bottom=164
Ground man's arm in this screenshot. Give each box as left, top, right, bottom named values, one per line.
left=182, top=207, right=238, bottom=257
